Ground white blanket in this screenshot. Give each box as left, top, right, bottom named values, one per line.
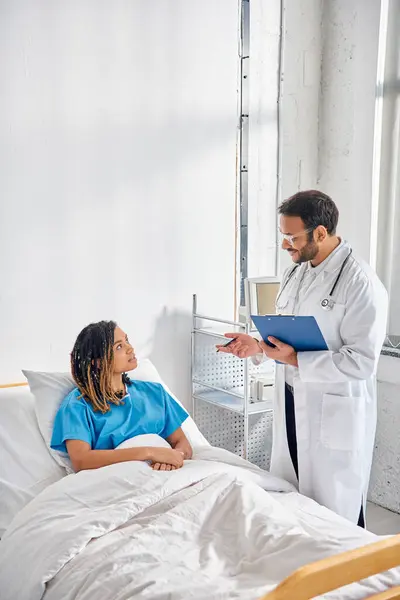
left=0, top=447, right=399, bottom=600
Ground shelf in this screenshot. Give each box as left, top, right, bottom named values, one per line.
left=193, top=326, right=260, bottom=338
left=193, top=388, right=273, bottom=416
left=194, top=328, right=231, bottom=340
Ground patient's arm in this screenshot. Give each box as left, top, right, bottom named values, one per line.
left=167, top=427, right=193, bottom=459
left=66, top=439, right=184, bottom=472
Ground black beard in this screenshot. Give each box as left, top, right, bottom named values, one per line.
left=291, top=241, right=319, bottom=264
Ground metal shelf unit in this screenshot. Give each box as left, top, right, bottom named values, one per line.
left=191, top=295, right=274, bottom=470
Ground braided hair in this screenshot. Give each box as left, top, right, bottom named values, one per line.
left=71, top=320, right=131, bottom=413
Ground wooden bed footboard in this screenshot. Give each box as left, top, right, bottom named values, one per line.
left=0, top=382, right=28, bottom=389
left=260, top=534, right=400, bottom=600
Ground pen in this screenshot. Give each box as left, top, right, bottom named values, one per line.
left=217, top=338, right=237, bottom=352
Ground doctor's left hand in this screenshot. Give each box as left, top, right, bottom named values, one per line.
left=259, top=337, right=298, bottom=367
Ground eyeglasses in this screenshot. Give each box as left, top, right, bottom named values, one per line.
left=279, top=228, right=314, bottom=246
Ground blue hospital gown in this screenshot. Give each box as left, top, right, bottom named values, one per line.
left=51, top=380, right=188, bottom=452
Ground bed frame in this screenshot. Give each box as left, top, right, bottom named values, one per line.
left=2, top=382, right=400, bottom=598
left=261, top=534, right=400, bottom=600
left=0, top=382, right=28, bottom=389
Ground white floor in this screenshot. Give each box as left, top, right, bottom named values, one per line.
left=367, top=502, right=400, bottom=535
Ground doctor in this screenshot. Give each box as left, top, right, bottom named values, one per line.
left=217, top=190, right=388, bottom=526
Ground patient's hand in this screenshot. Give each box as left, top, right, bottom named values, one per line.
left=152, top=462, right=177, bottom=471
left=149, top=447, right=184, bottom=471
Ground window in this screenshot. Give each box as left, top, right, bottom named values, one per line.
left=238, top=0, right=282, bottom=311
left=373, top=0, right=400, bottom=348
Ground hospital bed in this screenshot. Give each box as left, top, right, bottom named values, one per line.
left=1, top=373, right=400, bottom=600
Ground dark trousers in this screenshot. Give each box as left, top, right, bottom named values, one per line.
left=285, top=384, right=299, bottom=480
left=284, top=383, right=365, bottom=529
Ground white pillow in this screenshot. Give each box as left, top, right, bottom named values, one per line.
left=22, top=371, right=76, bottom=470
left=116, top=434, right=171, bottom=450
left=23, top=358, right=208, bottom=472
left=0, top=386, right=65, bottom=536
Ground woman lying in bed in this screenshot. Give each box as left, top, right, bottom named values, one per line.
left=51, top=320, right=192, bottom=473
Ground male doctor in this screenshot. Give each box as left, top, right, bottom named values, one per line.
left=217, top=190, right=388, bottom=526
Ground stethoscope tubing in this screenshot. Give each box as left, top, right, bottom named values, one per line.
left=276, top=249, right=353, bottom=311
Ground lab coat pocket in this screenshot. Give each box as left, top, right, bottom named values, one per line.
left=321, top=394, right=365, bottom=452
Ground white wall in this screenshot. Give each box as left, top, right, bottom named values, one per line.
left=276, top=0, right=323, bottom=275
left=278, top=0, right=381, bottom=264
left=0, top=0, right=240, bottom=407
left=280, top=0, right=322, bottom=199
left=317, top=0, right=381, bottom=261
left=247, top=0, right=324, bottom=279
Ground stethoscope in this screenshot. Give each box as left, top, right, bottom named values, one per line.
left=276, top=249, right=353, bottom=312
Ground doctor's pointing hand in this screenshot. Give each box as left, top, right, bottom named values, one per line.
left=217, top=333, right=298, bottom=365
left=217, top=190, right=388, bottom=527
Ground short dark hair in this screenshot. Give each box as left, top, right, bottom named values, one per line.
left=278, top=190, right=339, bottom=235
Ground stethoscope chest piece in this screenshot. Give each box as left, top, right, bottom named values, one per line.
left=320, top=248, right=353, bottom=312
left=321, top=297, right=334, bottom=311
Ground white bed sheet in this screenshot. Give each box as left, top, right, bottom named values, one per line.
left=1, top=447, right=399, bottom=600
left=0, top=386, right=64, bottom=536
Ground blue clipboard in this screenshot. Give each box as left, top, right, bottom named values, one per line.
left=251, top=315, right=328, bottom=353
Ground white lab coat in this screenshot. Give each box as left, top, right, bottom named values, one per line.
left=266, top=242, right=388, bottom=523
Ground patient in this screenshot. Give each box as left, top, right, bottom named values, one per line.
left=51, top=320, right=192, bottom=473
